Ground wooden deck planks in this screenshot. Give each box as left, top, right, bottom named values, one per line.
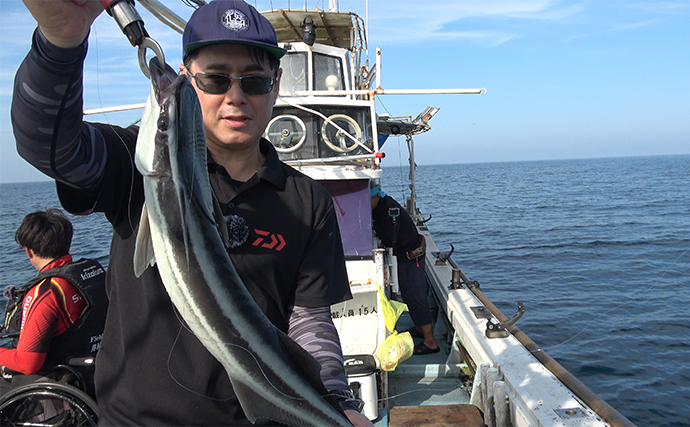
left=388, top=404, right=485, bottom=427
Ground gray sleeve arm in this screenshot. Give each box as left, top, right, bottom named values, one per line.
left=287, top=305, right=361, bottom=412
left=11, top=28, right=107, bottom=193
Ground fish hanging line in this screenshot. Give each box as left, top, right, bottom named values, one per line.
left=100, top=0, right=166, bottom=80
left=96, top=0, right=167, bottom=237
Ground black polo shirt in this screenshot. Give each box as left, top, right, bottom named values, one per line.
left=208, top=139, right=352, bottom=330
left=57, top=124, right=351, bottom=425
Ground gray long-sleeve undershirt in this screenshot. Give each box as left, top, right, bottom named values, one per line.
left=12, top=29, right=107, bottom=193
left=288, top=305, right=357, bottom=411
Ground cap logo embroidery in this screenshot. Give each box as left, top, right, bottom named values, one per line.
left=222, top=9, right=249, bottom=32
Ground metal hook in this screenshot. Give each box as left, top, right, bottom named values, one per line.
left=138, top=37, right=166, bottom=79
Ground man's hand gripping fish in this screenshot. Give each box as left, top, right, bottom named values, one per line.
left=133, top=58, right=351, bottom=426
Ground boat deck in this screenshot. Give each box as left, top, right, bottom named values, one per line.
left=373, top=311, right=474, bottom=426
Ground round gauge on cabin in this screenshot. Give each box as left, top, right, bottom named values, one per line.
left=321, top=114, right=362, bottom=153
left=265, top=115, right=307, bottom=153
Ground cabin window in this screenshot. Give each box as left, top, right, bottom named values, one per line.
left=313, top=53, right=345, bottom=93
left=279, top=52, right=307, bottom=94
left=268, top=105, right=374, bottom=161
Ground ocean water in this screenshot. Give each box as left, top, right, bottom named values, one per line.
left=0, top=181, right=112, bottom=280
left=1, top=155, right=689, bottom=425
left=383, top=154, right=690, bottom=426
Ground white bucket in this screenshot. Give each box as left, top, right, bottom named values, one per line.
left=344, top=354, right=378, bottom=421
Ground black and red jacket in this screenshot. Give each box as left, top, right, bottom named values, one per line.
left=1, top=256, right=107, bottom=375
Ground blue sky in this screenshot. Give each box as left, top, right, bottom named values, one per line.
left=1, top=0, right=688, bottom=183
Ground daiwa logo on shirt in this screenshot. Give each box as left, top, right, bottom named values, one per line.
left=252, top=229, right=286, bottom=251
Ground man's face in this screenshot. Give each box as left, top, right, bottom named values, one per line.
left=185, top=44, right=281, bottom=154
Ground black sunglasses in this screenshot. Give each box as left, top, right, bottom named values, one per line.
left=185, top=68, right=275, bottom=95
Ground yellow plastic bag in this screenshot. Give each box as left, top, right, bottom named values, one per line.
left=375, top=283, right=408, bottom=333
left=374, top=284, right=414, bottom=371
left=375, top=331, right=414, bottom=371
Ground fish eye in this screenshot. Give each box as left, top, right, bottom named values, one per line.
left=157, top=116, right=169, bottom=131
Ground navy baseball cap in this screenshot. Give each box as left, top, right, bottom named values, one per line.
left=183, top=0, right=286, bottom=59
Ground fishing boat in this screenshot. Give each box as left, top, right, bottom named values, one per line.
left=253, top=4, right=634, bottom=427
left=84, top=1, right=633, bottom=426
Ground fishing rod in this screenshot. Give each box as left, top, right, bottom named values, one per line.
left=100, top=0, right=147, bottom=46
left=100, top=0, right=165, bottom=79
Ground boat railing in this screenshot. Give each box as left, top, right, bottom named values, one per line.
left=278, top=88, right=486, bottom=98
left=283, top=154, right=380, bottom=168
left=449, top=267, right=635, bottom=427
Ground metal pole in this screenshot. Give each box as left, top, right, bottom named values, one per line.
left=375, top=48, right=381, bottom=91
left=282, top=88, right=486, bottom=97
left=365, top=0, right=369, bottom=61
left=83, top=103, right=146, bottom=115
left=406, top=135, right=417, bottom=215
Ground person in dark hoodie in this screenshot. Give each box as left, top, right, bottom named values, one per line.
left=370, top=185, right=440, bottom=355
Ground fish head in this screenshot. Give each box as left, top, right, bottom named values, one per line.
left=135, top=57, right=185, bottom=180
left=132, top=55, right=215, bottom=275
left=135, top=57, right=209, bottom=194
left=133, top=56, right=221, bottom=255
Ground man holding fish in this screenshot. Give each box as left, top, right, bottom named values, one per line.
left=12, top=0, right=372, bottom=425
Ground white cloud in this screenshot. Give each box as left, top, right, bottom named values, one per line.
left=564, top=33, right=588, bottom=43
left=349, top=0, right=583, bottom=45
left=365, top=0, right=566, bottom=20
left=607, top=19, right=660, bottom=32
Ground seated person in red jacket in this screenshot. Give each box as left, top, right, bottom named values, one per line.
left=1, top=209, right=106, bottom=395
